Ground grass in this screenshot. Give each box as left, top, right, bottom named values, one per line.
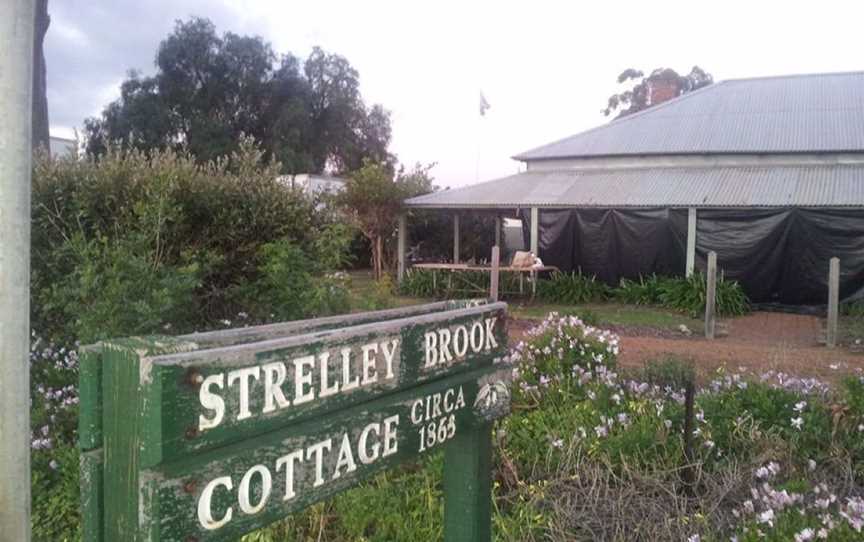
left=839, top=313, right=864, bottom=347
left=509, top=302, right=699, bottom=331
left=349, top=270, right=700, bottom=333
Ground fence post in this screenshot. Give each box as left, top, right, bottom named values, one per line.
left=0, top=1, right=35, bottom=539
left=443, top=423, right=492, bottom=542
left=490, top=246, right=500, bottom=302
left=827, top=257, right=840, bottom=348
left=705, top=251, right=717, bottom=340
left=494, top=216, right=502, bottom=248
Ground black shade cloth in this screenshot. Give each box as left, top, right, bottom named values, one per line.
left=520, top=207, right=864, bottom=305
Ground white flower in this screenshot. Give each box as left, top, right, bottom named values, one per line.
left=794, top=528, right=815, bottom=542
left=687, top=536, right=700, bottom=542
left=551, top=438, right=563, bottom=449
left=664, top=419, right=672, bottom=429
left=808, top=459, right=817, bottom=471
left=791, top=416, right=804, bottom=430
left=794, top=401, right=807, bottom=412
left=757, top=509, right=775, bottom=526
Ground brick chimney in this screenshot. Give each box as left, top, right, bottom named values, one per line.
left=647, top=78, right=681, bottom=106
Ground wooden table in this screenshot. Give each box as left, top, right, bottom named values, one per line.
left=411, top=263, right=559, bottom=297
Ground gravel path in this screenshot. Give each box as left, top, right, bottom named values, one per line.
left=509, top=311, right=864, bottom=381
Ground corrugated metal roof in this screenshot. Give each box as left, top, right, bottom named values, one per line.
left=514, top=72, right=864, bottom=160
left=404, top=165, right=864, bottom=208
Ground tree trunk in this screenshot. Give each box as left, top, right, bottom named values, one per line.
left=32, top=0, right=50, bottom=152
left=374, top=236, right=383, bottom=280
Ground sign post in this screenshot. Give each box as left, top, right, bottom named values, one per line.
left=81, top=301, right=510, bottom=541
left=0, top=2, right=35, bottom=540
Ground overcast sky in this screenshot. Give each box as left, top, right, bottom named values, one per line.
left=47, top=0, right=864, bottom=188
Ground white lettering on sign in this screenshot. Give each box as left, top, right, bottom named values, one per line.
left=424, top=317, right=498, bottom=369
left=197, top=338, right=400, bottom=431
left=412, top=385, right=467, bottom=452
left=197, top=416, right=400, bottom=530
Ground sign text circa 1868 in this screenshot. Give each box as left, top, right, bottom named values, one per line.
left=80, top=300, right=511, bottom=542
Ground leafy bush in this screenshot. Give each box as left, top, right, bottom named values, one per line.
left=841, top=300, right=864, bottom=317
left=536, top=271, right=610, bottom=304
left=609, top=272, right=751, bottom=317
left=656, top=272, right=749, bottom=317
left=31, top=140, right=332, bottom=340
left=614, top=274, right=666, bottom=305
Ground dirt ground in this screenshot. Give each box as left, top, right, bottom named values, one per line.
left=510, top=311, right=864, bottom=381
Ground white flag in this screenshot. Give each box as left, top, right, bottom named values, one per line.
left=479, top=91, right=491, bottom=116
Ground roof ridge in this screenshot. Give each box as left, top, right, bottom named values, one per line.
left=512, top=80, right=729, bottom=160
left=722, top=69, right=864, bottom=83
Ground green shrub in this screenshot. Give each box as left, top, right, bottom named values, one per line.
left=536, top=271, right=610, bottom=304
left=656, top=272, right=749, bottom=317
left=31, top=140, right=328, bottom=340
left=39, top=233, right=202, bottom=343
left=398, top=268, right=441, bottom=298
left=841, top=300, right=864, bottom=317
left=614, top=274, right=666, bottom=305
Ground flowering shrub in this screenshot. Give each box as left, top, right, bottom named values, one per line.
left=498, top=314, right=864, bottom=540
left=726, top=461, right=864, bottom=541
left=29, top=334, right=81, bottom=541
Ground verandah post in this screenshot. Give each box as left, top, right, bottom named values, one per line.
left=453, top=213, right=461, bottom=264
left=686, top=207, right=697, bottom=277
left=443, top=423, right=493, bottom=542
left=529, top=207, right=539, bottom=256
left=827, top=257, right=840, bottom=348
left=705, top=251, right=717, bottom=340
left=0, top=1, right=35, bottom=540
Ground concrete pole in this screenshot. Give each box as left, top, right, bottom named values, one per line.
left=827, top=257, right=840, bottom=348
left=397, top=213, right=407, bottom=283
left=686, top=207, right=697, bottom=277
left=0, top=1, right=35, bottom=540
left=489, top=246, right=500, bottom=302
left=704, top=251, right=717, bottom=340
left=530, top=207, right=539, bottom=256
left=453, top=213, right=460, bottom=264
left=494, top=216, right=501, bottom=248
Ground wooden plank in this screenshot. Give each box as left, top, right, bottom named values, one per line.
left=179, top=300, right=485, bottom=349
left=704, top=251, right=717, bottom=340
left=78, top=347, right=104, bottom=451
left=80, top=449, right=104, bottom=542
left=140, top=303, right=508, bottom=468
left=443, top=422, right=492, bottom=542
left=80, top=300, right=486, bottom=451
left=827, top=257, right=840, bottom=348
left=137, top=365, right=512, bottom=541
left=102, top=337, right=201, bottom=542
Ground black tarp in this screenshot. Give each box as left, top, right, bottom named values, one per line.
left=520, top=207, right=864, bottom=305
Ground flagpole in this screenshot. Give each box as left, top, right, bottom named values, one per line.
left=0, top=1, right=35, bottom=540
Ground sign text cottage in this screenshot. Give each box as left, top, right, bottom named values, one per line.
left=79, top=301, right=512, bottom=541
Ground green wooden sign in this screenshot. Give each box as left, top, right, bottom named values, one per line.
left=80, top=300, right=511, bottom=542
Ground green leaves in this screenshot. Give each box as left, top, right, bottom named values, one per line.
left=84, top=18, right=393, bottom=173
